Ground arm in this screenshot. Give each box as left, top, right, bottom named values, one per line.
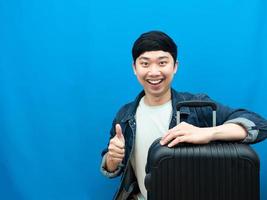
left=161, top=94, right=267, bottom=146
left=215, top=101, right=267, bottom=144
left=160, top=121, right=247, bottom=147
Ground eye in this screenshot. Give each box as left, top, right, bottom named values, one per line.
left=140, top=62, right=149, bottom=67
left=159, top=61, right=168, bottom=66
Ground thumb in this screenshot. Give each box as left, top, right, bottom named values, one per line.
left=115, top=124, right=124, bottom=142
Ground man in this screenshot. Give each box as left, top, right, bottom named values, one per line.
left=100, top=31, right=267, bottom=200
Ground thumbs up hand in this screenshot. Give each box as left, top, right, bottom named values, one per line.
left=106, top=124, right=125, bottom=172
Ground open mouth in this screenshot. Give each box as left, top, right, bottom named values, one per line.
left=146, top=79, right=164, bottom=85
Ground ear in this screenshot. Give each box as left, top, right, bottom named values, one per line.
left=173, top=60, right=178, bottom=74
left=132, top=62, right=137, bottom=75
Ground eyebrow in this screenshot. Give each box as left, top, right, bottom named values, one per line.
left=138, top=57, right=150, bottom=60
left=139, top=56, right=169, bottom=60
left=158, top=56, right=169, bottom=60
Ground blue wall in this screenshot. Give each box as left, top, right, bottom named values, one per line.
left=0, top=0, right=266, bottom=199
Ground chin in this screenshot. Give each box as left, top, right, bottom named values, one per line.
left=148, top=90, right=166, bottom=97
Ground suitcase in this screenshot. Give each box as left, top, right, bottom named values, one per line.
left=145, top=101, right=260, bottom=200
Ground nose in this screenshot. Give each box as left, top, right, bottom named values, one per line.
left=148, top=64, right=161, bottom=76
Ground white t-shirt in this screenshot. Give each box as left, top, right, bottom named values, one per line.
left=131, top=97, right=172, bottom=199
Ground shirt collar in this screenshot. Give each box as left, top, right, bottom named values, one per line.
left=121, top=88, right=190, bottom=122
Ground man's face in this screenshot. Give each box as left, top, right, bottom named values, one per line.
left=133, top=50, right=177, bottom=100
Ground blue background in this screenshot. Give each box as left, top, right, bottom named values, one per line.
left=0, top=0, right=266, bottom=199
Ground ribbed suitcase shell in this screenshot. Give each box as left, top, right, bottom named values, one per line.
left=145, top=139, right=259, bottom=200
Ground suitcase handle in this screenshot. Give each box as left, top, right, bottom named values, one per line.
left=176, top=101, right=217, bottom=110
left=176, top=101, right=217, bottom=127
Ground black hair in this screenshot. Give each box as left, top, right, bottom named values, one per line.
left=132, top=30, right=177, bottom=63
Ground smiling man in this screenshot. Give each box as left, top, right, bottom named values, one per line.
left=133, top=50, right=177, bottom=106
left=100, top=31, right=267, bottom=200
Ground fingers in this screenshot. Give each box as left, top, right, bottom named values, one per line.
left=107, top=150, right=125, bottom=160
left=107, top=139, right=125, bottom=166
left=108, top=152, right=124, bottom=159
left=167, top=136, right=188, bottom=147
left=161, top=123, right=187, bottom=140
left=115, top=124, right=125, bottom=143
left=108, top=144, right=125, bottom=155
left=115, top=124, right=122, bottom=137
left=160, top=129, right=186, bottom=145
left=110, top=136, right=125, bottom=149
left=106, top=151, right=124, bottom=171
left=107, top=156, right=123, bottom=164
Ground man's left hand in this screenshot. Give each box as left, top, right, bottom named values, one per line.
left=160, top=122, right=213, bottom=147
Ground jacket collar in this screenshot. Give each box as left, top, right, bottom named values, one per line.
left=121, top=88, right=190, bottom=123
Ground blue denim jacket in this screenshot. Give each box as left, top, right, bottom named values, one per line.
left=101, top=89, right=267, bottom=200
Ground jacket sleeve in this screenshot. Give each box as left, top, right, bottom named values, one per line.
left=198, top=94, right=267, bottom=144
left=224, top=117, right=259, bottom=143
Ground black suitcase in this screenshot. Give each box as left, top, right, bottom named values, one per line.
left=145, top=101, right=260, bottom=200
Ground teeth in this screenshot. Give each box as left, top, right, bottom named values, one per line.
left=147, top=79, right=162, bottom=84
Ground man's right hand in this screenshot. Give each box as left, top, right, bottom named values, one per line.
left=106, top=124, right=125, bottom=172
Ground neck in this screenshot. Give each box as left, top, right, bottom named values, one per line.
left=144, top=89, right=171, bottom=106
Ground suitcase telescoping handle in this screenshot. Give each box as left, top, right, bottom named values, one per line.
left=176, top=101, right=217, bottom=127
